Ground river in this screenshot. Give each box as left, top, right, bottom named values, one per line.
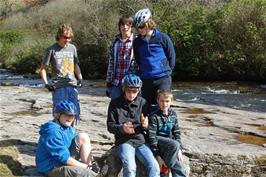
left=1, top=71, right=265, bottom=113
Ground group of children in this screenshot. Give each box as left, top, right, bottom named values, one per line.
left=107, top=74, right=186, bottom=177
left=36, top=74, right=186, bottom=177
left=36, top=7, right=186, bottom=177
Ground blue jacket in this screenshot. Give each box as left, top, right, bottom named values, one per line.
left=133, top=28, right=176, bottom=79
left=35, top=120, right=77, bottom=173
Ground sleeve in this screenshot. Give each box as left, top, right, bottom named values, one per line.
left=44, top=131, right=70, bottom=165
left=142, top=99, right=149, bottom=117
left=73, top=45, right=79, bottom=64
left=107, top=101, right=123, bottom=135
left=172, top=113, right=182, bottom=146
left=106, top=41, right=115, bottom=83
left=42, top=48, right=52, bottom=65
left=148, top=114, right=160, bottom=156
left=133, top=98, right=149, bottom=132
left=161, top=33, right=176, bottom=70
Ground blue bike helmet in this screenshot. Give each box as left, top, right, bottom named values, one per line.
left=54, top=100, right=76, bottom=116
left=122, top=74, right=142, bottom=88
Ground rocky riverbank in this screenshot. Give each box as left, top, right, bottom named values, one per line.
left=0, top=80, right=265, bottom=177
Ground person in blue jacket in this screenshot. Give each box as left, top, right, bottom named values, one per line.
left=35, top=100, right=99, bottom=177
left=133, top=8, right=176, bottom=108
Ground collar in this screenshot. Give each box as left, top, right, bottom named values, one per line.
left=138, top=28, right=158, bottom=40
left=117, top=33, right=133, bottom=42
left=121, top=95, right=141, bottom=107
left=157, top=107, right=173, bottom=116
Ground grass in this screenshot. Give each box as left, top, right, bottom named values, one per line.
left=0, top=140, right=24, bottom=177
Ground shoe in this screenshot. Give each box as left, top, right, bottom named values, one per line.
left=89, top=161, right=100, bottom=174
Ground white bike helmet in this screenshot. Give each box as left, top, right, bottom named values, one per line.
left=133, top=8, right=152, bottom=28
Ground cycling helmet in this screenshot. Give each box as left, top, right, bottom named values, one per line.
left=122, top=74, right=142, bottom=88
left=54, top=100, right=76, bottom=116
left=133, top=8, right=152, bottom=28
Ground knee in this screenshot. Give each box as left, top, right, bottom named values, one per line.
left=78, top=133, right=91, bottom=146
left=167, top=140, right=180, bottom=152
left=148, top=160, right=160, bottom=174
left=123, top=162, right=136, bottom=173
left=121, top=158, right=136, bottom=172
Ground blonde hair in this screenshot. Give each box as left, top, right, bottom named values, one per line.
left=157, top=89, right=173, bottom=100
left=55, top=24, right=74, bottom=41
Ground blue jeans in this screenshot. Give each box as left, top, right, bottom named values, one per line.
left=110, top=85, right=123, bottom=100
left=118, top=143, right=160, bottom=177
left=52, top=86, right=80, bottom=120
left=157, top=136, right=186, bottom=177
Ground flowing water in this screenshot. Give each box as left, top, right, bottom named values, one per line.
left=172, top=82, right=266, bottom=113
left=1, top=71, right=265, bottom=113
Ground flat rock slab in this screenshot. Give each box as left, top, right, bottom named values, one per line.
left=0, top=81, right=265, bottom=177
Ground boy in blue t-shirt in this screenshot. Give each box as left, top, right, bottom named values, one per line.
left=148, top=90, right=186, bottom=177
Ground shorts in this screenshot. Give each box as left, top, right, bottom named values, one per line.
left=45, top=137, right=97, bottom=177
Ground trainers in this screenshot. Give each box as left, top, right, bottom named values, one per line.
left=89, top=161, right=100, bottom=174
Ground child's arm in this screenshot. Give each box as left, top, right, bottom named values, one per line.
left=140, top=113, right=148, bottom=128
left=177, top=149, right=183, bottom=161
left=156, top=155, right=167, bottom=168
left=45, top=132, right=74, bottom=165
left=107, top=102, right=135, bottom=135
left=107, top=102, right=124, bottom=135
left=67, top=157, right=89, bottom=168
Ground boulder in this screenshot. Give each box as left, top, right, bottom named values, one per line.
left=97, top=146, right=190, bottom=177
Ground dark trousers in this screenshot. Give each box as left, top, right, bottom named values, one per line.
left=157, top=136, right=186, bottom=177
left=142, top=75, right=172, bottom=106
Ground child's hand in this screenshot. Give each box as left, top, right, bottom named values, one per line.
left=122, top=122, right=135, bottom=134
left=156, top=156, right=166, bottom=168
left=177, top=149, right=183, bottom=161
left=140, top=113, right=148, bottom=128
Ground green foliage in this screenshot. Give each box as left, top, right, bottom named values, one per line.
left=0, top=30, right=23, bottom=44
left=14, top=40, right=52, bottom=74
left=0, top=0, right=265, bottom=81
left=0, top=30, right=24, bottom=66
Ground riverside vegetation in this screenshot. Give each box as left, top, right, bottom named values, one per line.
left=0, top=0, right=265, bottom=81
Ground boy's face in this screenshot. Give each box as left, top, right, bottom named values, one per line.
left=59, top=114, right=75, bottom=127
left=157, top=95, right=172, bottom=112
left=120, top=23, right=132, bottom=35
left=124, top=87, right=139, bottom=101
left=137, top=23, right=148, bottom=36
left=58, top=30, right=72, bottom=47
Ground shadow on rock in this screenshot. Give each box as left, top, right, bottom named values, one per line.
left=0, top=139, right=37, bottom=156
left=0, top=155, right=24, bottom=176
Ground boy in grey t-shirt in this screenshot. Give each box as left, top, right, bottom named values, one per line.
left=39, top=24, right=83, bottom=121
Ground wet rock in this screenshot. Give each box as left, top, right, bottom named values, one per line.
left=31, top=100, right=43, bottom=110
left=0, top=82, right=19, bottom=86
